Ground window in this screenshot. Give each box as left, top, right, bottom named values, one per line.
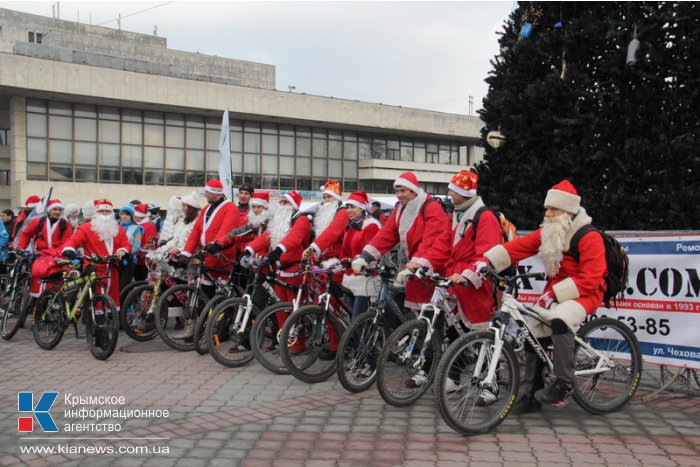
left=28, top=31, right=34, bottom=43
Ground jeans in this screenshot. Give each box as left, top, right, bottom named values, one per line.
left=350, top=295, right=370, bottom=321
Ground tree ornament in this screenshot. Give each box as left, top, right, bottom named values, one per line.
left=486, top=130, right=506, bottom=149
left=521, top=22, right=533, bottom=40
left=626, top=26, right=640, bottom=65
left=554, top=21, right=565, bottom=29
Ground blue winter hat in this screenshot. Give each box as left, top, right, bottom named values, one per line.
left=119, top=205, right=134, bottom=217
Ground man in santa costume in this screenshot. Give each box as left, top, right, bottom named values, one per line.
left=302, top=180, right=348, bottom=262
left=208, top=192, right=272, bottom=253
left=133, top=203, right=158, bottom=281
left=476, top=180, right=607, bottom=412
left=62, top=199, right=131, bottom=308
left=11, top=195, right=40, bottom=241
left=352, top=172, right=452, bottom=310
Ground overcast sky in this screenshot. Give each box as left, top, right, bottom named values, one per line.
left=1, top=1, right=514, bottom=115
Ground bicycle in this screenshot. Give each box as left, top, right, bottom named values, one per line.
left=434, top=266, right=643, bottom=435
left=32, top=255, right=121, bottom=360
left=278, top=260, right=353, bottom=384
left=1, top=250, right=40, bottom=340
left=336, top=263, right=414, bottom=393
left=376, top=268, right=470, bottom=407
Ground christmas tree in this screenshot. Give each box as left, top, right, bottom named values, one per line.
left=477, top=2, right=700, bottom=230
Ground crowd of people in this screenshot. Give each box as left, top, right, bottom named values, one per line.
left=1, top=171, right=608, bottom=410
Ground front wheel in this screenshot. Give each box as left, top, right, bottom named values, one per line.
left=85, top=294, right=119, bottom=360
left=205, top=298, right=258, bottom=368
left=572, top=317, right=642, bottom=414
left=120, top=285, right=158, bottom=342
left=155, top=284, right=209, bottom=351
left=250, top=302, right=294, bottom=375
left=435, top=331, right=519, bottom=435
left=1, top=285, right=30, bottom=340
left=336, top=309, right=387, bottom=393
left=32, top=291, right=66, bottom=350
left=194, top=295, right=226, bottom=355
left=376, top=319, right=442, bottom=407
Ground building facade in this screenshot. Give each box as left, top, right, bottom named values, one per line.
left=0, top=8, right=484, bottom=210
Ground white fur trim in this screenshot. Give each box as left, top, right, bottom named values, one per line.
left=277, top=243, right=288, bottom=254
left=412, top=257, right=433, bottom=272
left=94, top=204, right=112, bottom=212
left=394, top=177, right=421, bottom=194
left=362, top=217, right=381, bottom=229
left=244, top=246, right=254, bottom=255
left=310, top=243, right=321, bottom=257
left=363, top=244, right=381, bottom=261
left=448, top=182, right=476, bottom=198
left=204, top=186, right=224, bottom=194
left=552, top=277, right=580, bottom=302
left=544, top=189, right=581, bottom=214
left=250, top=199, right=269, bottom=208
left=345, top=198, right=367, bottom=210
left=323, top=190, right=343, bottom=202
left=484, top=244, right=512, bottom=273
left=283, top=193, right=299, bottom=210
left=538, top=300, right=587, bottom=331
left=48, top=201, right=64, bottom=210
left=180, top=251, right=193, bottom=257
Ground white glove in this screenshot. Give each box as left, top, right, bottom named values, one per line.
left=395, top=268, right=413, bottom=285
left=351, top=257, right=368, bottom=274
left=240, top=255, right=255, bottom=269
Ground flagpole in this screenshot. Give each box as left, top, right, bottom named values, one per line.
left=218, top=109, right=234, bottom=200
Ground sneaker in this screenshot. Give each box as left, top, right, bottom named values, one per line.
left=445, top=378, right=461, bottom=394
left=511, top=394, right=541, bottom=414
left=534, top=379, right=572, bottom=405
left=476, top=388, right=498, bottom=406
left=406, top=370, right=428, bottom=388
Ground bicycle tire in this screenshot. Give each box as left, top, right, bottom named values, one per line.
left=194, top=295, right=226, bottom=355
left=279, top=305, right=346, bottom=384
left=120, top=285, right=158, bottom=342
left=572, top=317, right=642, bottom=414
left=119, top=280, right=147, bottom=308
left=32, top=291, right=66, bottom=350
left=205, top=297, right=258, bottom=368
left=155, top=284, right=209, bottom=351
left=250, top=302, right=294, bottom=375
left=85, top=293, right=119, bottom=360
left=1, top=285, right=30, bottom=340
left=336, top=309, right=387, bottom=393
left=435, top=331, right=519, bottom=435
left=376, top=319, right=442, bottom=407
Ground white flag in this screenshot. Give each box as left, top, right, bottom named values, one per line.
left=218, top=109, right=234, bottom=199
left=13, top=186, right=52, bottom=250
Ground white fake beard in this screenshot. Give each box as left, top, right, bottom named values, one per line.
left=91, top=213, right=119, bottom=242
left=248, top=208, right=272, bottom=228
left=539, top=212, right=574, bottom=277
left=67, top=216, right=80, bottom=229
left=314, top=201, right=337, bottom=237
left=268, top=205, right=294, bottom=249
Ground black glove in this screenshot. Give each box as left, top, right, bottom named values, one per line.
left=62, top=249, right=76, bottom=260
left=267, top=247, right=283, bottom=264
left=205, top=242, right=222, bottom=254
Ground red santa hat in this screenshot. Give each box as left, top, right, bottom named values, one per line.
left=24, top=195, right=41, bottom=208
left=204, top=179, right=225, bottom=195
left=283, top=190, right=302, bottom=210
left=393, top=172, right=422, bottom=193
left=448, top=170, right=478, bottom=198
left=93, top=199, right=114, bottom=212
left=133, top=203, right=149, bottom=218
left=544, top=180, right=581, bottom=214
left=320, top=180, right=343, bottom=202
left=250, top=192, right=270, bottom=209
left=47, top=199, right=63, bottom=210
left=345, top=191, right=369, bottom=210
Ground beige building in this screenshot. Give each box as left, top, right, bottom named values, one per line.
left=0, top=8, right=484, bottom=210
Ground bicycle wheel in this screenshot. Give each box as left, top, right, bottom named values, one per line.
left=250, top=302, right=294, bottom=375
left=572, top=317, right=642, bottom=414
left=119, top=280, right=147, bottom=308
left=155, top=284, right=209, bottom=351
left=1, top=285, right=30, bottom=340
left=336, top=309, right=387, bottom=393
left=279, top=305, right=346, bottom=384
left=376, top=319, right=442, bottom=407
left=205, top=298, right=258, bottom=368
left=193, top=295, right=225, bottom=355
left=32, top=291, right=66, bottom=350
left=120, top=285, right=158, bottom=342
left=85, top=293, right=119, bottom=360
left=435, top=331, right=519, bottom=435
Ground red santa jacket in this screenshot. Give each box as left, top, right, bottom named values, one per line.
left=446, top=200, right=503, bottom=325
left=136, top=220, right=158, bottom=265
left=340, top=217, right=381, bottom=296
left=11, top=210, right=29, bottom=240
left=310, top=207, right=349, bottom=260
left=484, top=209, right=606, bottom=315
left=231, top=204, right=253, bottom=254
left=183, top=200, right=240, bottom=273
left=17, top=217, right=73, bottom=251
left=246, top=214, right=311, bottom=278
left=363, top=194, right=451, bottom=309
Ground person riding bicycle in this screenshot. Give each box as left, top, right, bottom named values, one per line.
left=209, top=192, right=272, bottom=254
left=302, top=180, right=349, bottom=263
left=476, top=180, right=607, bottom=412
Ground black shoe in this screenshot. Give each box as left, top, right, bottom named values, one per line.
left=534, top=379, right=572, bottom=405
left=511, top=394, right=541, bottom=414
left=319, top=349, right=336, bottom=361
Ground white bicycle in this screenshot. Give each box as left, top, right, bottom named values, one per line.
left=435, top=267, right=642, bottom=435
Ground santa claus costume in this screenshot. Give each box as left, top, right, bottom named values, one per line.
left=218, top=192, right=272, bottom=251
left=308, top=180, right=349, bottom=261
left=62, top=199, right=132, bottom=308
left=133, top=203, right=158, bottom=281
left=11, top=195, right=40, bottom=241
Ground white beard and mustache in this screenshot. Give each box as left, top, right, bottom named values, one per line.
left=91, top=213, right=119, bottom=242
left=539, top=212, right=574, bottom=277
left=268, top=205, right=294, bottom=249
left=248, top=208, right=273, bottom=229
left=314, top=201, right=337, bottom=237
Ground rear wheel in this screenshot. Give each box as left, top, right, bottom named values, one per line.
left=205, top=298, right=258, bottom=368
left=194, top=295, right=227, bottom=355
left=32, top=291, right=66, bottom=350
left=1, top=285, right=30, bottom=340
left=336, top=309, right=386, bottom=393
left=572, top=317, right=642, bottom=414
left=250, top=302, right=294, bottom=375
left=86, top=293, right=119, bottom=360
left=120, top=285, right=158, bottom=342
left=119, top=280, right=147, bottom=308
left=155, top=284, right=209, bottom=351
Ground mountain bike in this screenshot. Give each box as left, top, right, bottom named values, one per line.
left=376, top=268, right=470, bottom=407
left=336, top=263, right=414, bottom=393
left=1, top=250, right=40, bottom=340
left=32, top=255, right=120, bottom=360
left=434, top=266, right=642, bottom=435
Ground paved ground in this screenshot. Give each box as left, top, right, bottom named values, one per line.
left=1, top=328, right=699, bottom=466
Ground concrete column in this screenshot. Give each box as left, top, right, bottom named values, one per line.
left=10, top=95, right=27, bottom=208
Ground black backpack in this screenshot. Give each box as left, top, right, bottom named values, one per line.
left=568, top=225, right=629, bottom=309
left=37, top=217, right=68, bottom=241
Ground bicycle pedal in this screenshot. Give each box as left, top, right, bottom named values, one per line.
left=550, top=400, right=569, bottom=409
